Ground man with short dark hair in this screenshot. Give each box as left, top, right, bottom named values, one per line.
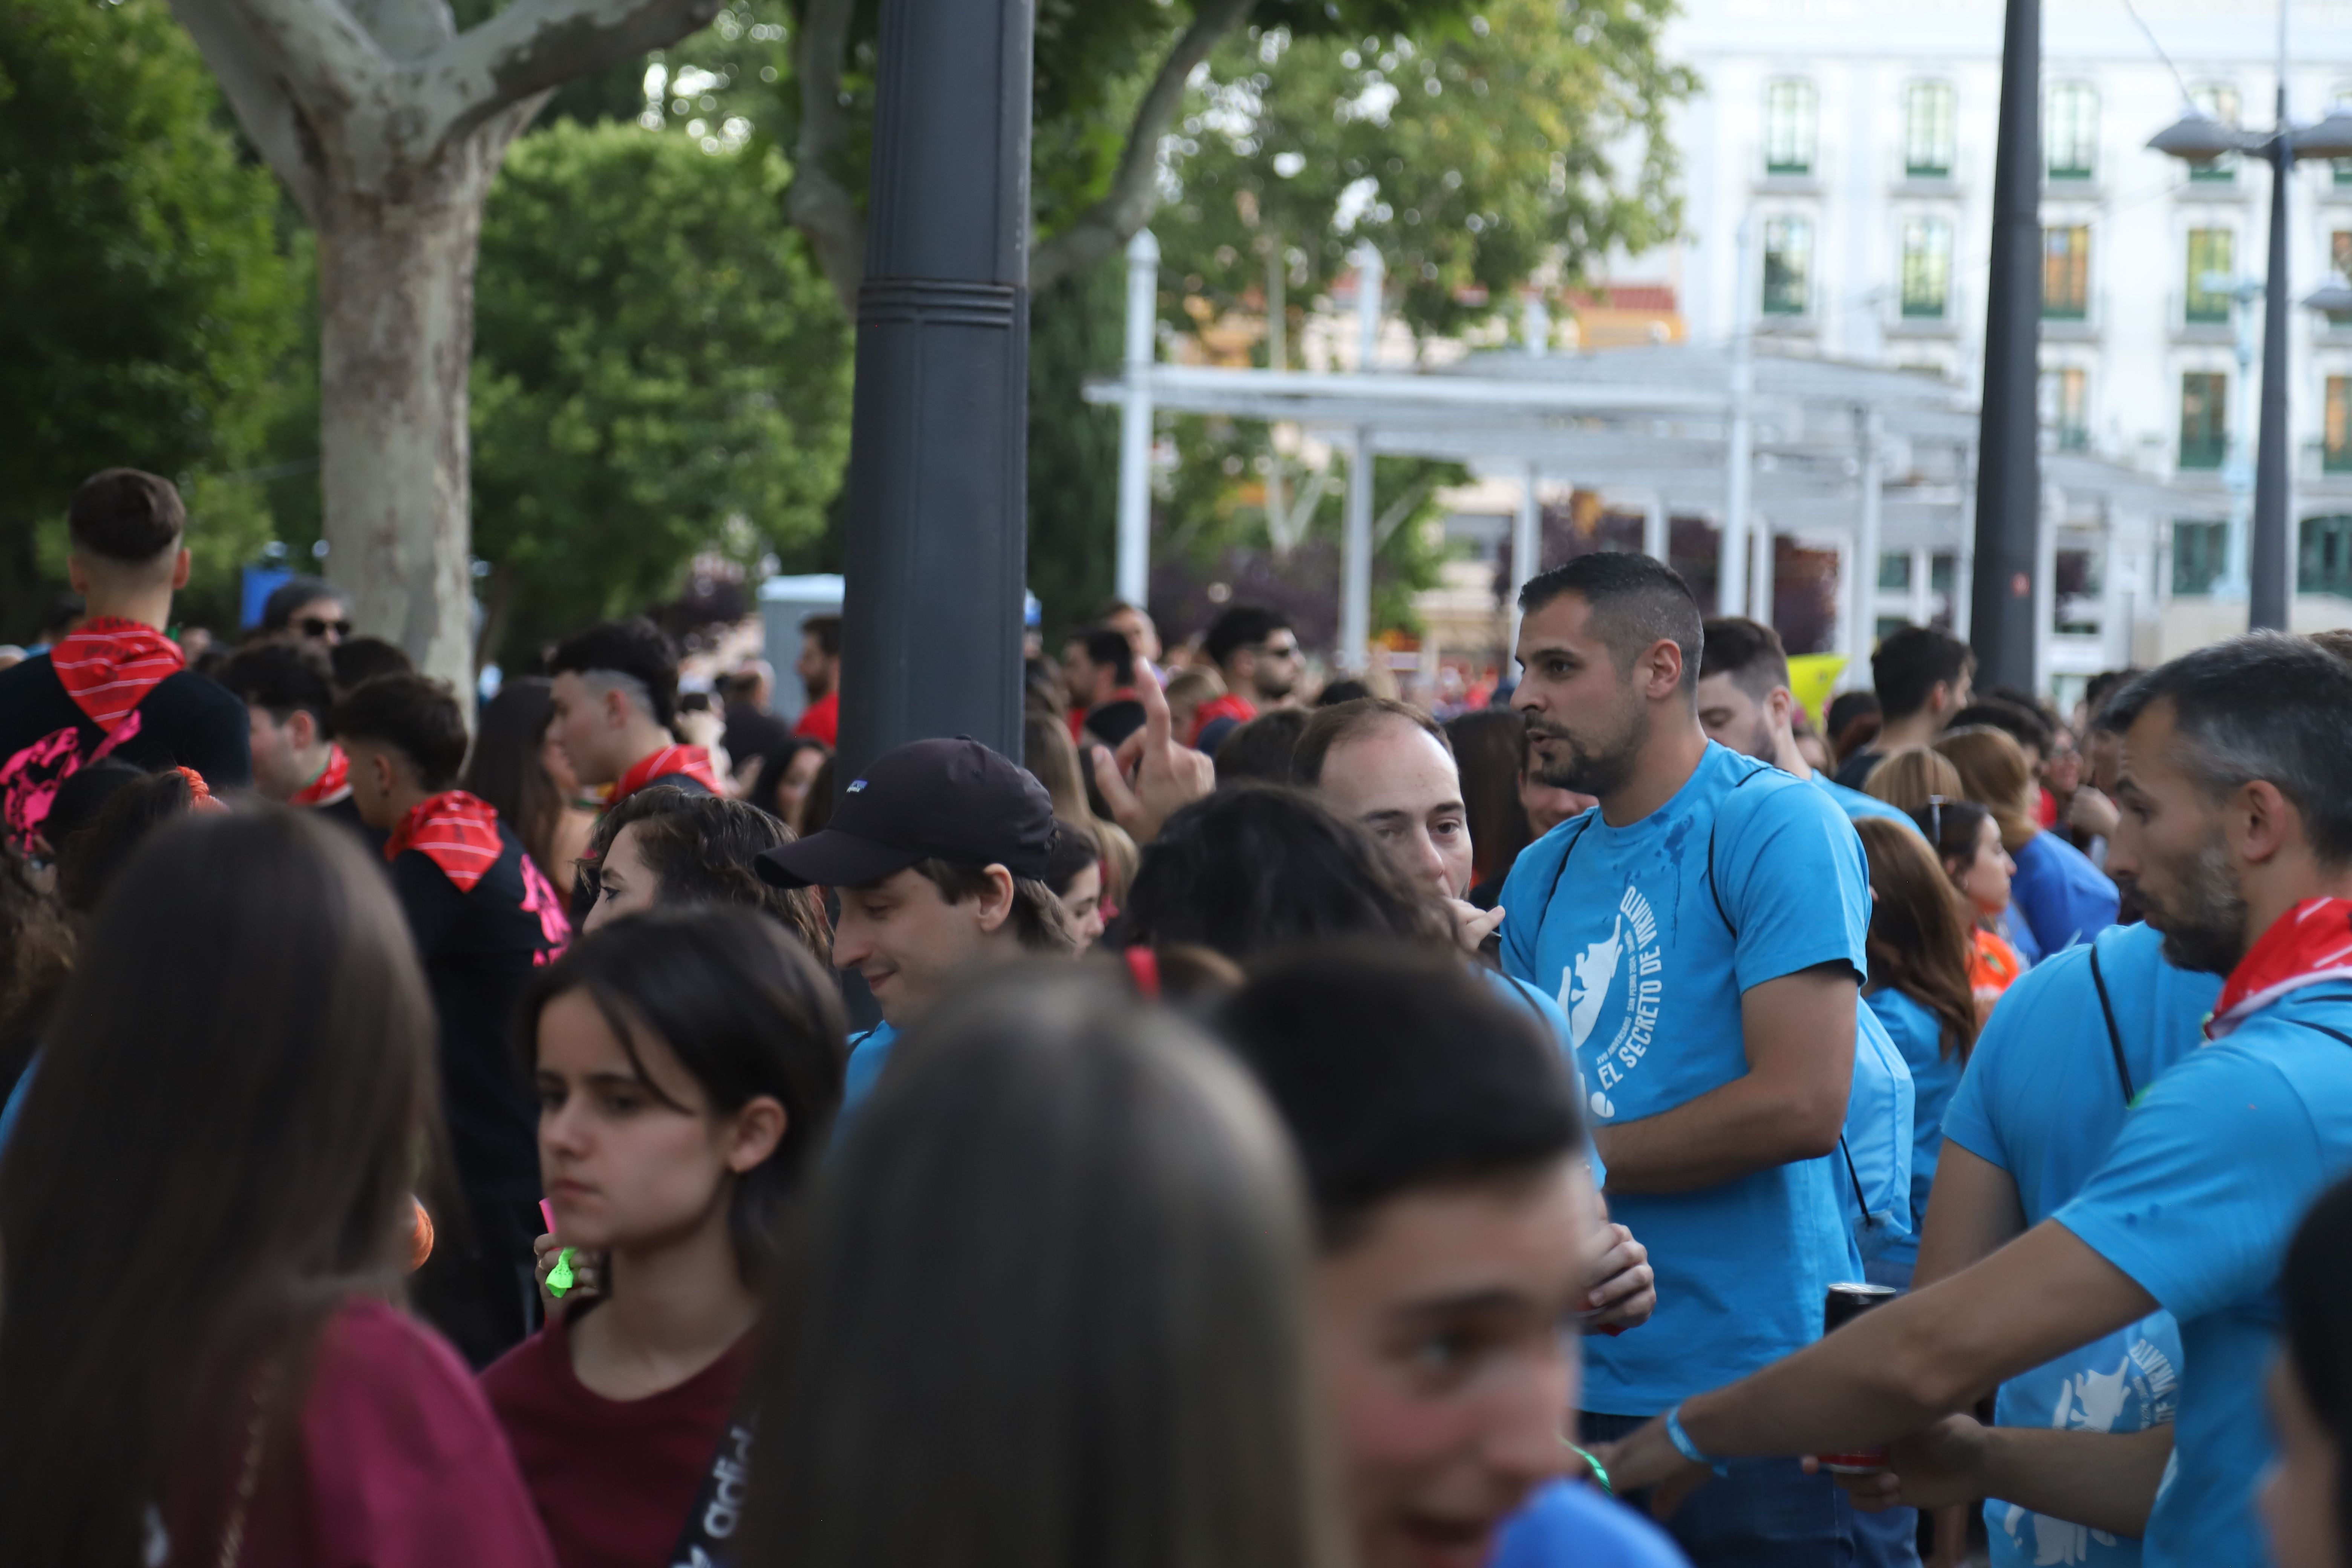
left=0, top=469, right=250, bottom=843
left=214, top=642, right=351, bottom=811
left=1603, top=633, right=2352, bottom=1568
left=756, top=737, right=1077, bottom=1134
left=1697, top=616, right=1914, bottom=832
left=1833, top=625, right=1974, bottom=788
left=259, top=574, right=350, bottom=653
left=1097, top=598, right=1162, bottom=667
left=1502, top=552, right=1882, bottom=1565
left=1192, top=604, right=1302, bottom=748
left=547, top=617, right=717, bottom=808
left=792, top=613, right=843, bottom=745
left=1062, top=626, right=1146, bottom=749
left=328, top=635, right=414, bottom=697
left=334, top=672, right=570, bottom=1365
left=1220, top=945, right=1684, bottom=1568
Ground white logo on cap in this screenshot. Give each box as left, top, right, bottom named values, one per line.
left=845, top=779, right=868, bottom=793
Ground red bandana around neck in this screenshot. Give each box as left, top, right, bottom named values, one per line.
left=611, top=743, right=719, bottom=804
left=50, top=618, right=185, bottom=732
left=2208, top=897, right=2352, bottom=1039
left=385, top=791, right=505, bottom=893
left=289, top=745, right=351, bottom=808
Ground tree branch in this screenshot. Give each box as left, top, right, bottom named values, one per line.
left=168, top=0, right=331, bottom=219
left=417, top=0, right=726, bottom=150
left=785, top=0, right=864, bottom=311
left=1027, top=0, right=1256, bottom=290
left=174, top=0, right=389, bottom=131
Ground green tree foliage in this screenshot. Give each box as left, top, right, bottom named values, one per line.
left=468, top=121, right=851, bottom=665
left=0, top=0, right=299, bottom=640
left=1159, top=0, right=1691, bottom=339
left=1026, top=256, right=1127, bottom=642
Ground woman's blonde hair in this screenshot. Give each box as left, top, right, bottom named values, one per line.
left=1860, top=746, right=1964, bottom=813
left=1934, top=726, right=2039, bottom=851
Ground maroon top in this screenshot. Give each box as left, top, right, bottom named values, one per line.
left=480, top=1306, right=757, bottom=1568
left=237, top=1297, right=555, bottom=1568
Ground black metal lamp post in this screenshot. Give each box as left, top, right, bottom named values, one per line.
left=834, top=0, right=1038, bottom=778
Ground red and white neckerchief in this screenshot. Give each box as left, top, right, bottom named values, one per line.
left=288, top=745, right=351, bottom=808
left=610, top=742, right=720, bottom=804
left=385, top=790, right=505, bottom=893
left=2207, top=897, right=2352, bottom=1040
left=49, top=617, right=185, bottom=732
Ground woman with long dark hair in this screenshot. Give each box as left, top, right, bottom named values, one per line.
left=466, top=676, right=597, bottom=899
left=574, top=786, right=830, bottom=962
left=741, top=965, right=1345, bottom=1568
left=749, top=736, right=829, bottom=837
left=1854, top=818, right=1981, bottom=1289
left=2264, top=1173, right=2352, bottom=1568
left=484, top=907, right=844, bottom=1568
left=1442, top=708, right=1536, bottom=902
left=0, top=810, right=553, bottom=1567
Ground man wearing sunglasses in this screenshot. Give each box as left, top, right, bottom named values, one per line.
left=258, top=575, right=353, bottom=653
left=1191, top=603, right=1305, bottom=751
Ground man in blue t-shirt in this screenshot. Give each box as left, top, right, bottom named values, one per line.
left=1595, top=634, right=2352, bottom=1568
left=1918, top=921, right=2219, bottom=1568
left=1694, top=616, right=1917, bottom=835
left=1496, top=556, right=1877, bottom=1566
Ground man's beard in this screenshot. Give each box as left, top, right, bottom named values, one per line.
left=2124, top=828, right=2248, bottom=974
left=1256, top=668, right=1295, bottom=702
left=1526, top=704, right=1647, bottom=799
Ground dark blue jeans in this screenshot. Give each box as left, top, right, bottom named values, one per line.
left=1580, top=1411, right=1914, bottom=1568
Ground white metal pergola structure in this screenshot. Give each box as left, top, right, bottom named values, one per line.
left=1086, top=229, right=2180, bottom=685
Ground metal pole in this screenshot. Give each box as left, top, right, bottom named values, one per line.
left=1969, top=0, right=2041, bottom=688
left=1510, top=461, right=1542, bottom=654
left=1851, top=406, right=1884, bottom=663
left=835, top=0, right=1035, bottom=777
left=1115, top=229, right=1158, bottom=609
left=1643, top=492, right=1670, bottom=563
left=1750, top=521, right=1776, bottom=628
left=1719, top=217, right=1755, bottom=617
left=1341, top=428, right=1373, bottom=671
left=2251, top=86, right=2295, bottom=629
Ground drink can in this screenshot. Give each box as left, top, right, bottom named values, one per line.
left=1816, top=1282, right=1901, bottom=1473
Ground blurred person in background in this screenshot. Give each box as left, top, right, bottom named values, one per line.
left=1213, top=707, right=1310, bottom=785
left=329, top=634, right=415, bottom=697
left=791, top=614, right=842, bottom=746
left=1160, top=665, right=1225, bottom=746
left=1098, top=598, right=1163, bottom=669
left=574, top=787, right=830, bottom=962
left=1951, top=699, right=2058, bottom=828
left=0, top=811, right=554, bottom=1568
left=548, top=618, right=718, bottom=810
left=1044, top=818, right=1108, bottom=952
left=1826, top=690, right=1882, bottom=772
left=1853, top=818, right=1980, bottom=1293
left=1936, top=725, right=2117, bottom=960
left=1833, top=627, right=1973, bottom=789
left=1193, top=604, right=1303, bottom=748
left=719, top=660, right=790, bottom=775
left=1908, top=797, right=2027, bottom=1013
left=467, top=676, right=598, bottom=901
left=257, top=573, right=351, bottom=653
left=2262, top=1175, right=2352, bottom=1568
left=216, top=643, right=355, bottom=824
left=749, top=736, right=830, bottom=838
left=486, top=908, right=844, bottom=1568
left=1444, top=708, right=1537, bottom=908
left=1062, top=625, right=1147, bottom=749
left=1697, top=617, right=1917, bottom=832
left=741, top=965, right=1345, bottom=1568
left=1022, top=709, right=1136, bottom=900
left=1860, top=746, right=1965, bottom=815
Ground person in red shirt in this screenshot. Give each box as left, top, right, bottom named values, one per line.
left=1062, top=625, right=1147, bottom=750
left=0, top=809, right=554, bottom=1568
left=790, top=613, right=842, bottom=746
left=1189, top=603, right=1304, bottom=750
left=547, top=618, right=719, bottom=811
left=483, top=906, right=845, bottom=1568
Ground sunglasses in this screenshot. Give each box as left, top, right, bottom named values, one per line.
left=299, top=616, right=353, bottom=639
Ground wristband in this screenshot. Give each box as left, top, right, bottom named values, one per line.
left=1663, top=1404, right=1730, bottom=1476
left=1562, top=1441, right=1612, bottom=1495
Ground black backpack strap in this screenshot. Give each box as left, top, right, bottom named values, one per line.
left=1705, top=764, right=1775, bottom=937
left=2087, top=942, right=2133, bottom=1103
left=1839, top=1134, right=1869, bottom=1220
left=2295, top=1020, right=2352, bottom=1050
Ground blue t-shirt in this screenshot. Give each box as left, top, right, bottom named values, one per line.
left=833, top=1021, right=899, bottom=1141
left=2009, top=831, right=2118, bottom=958
left=1941, top=924, right=2216, bottom=1568
left=1815, top=773, right=1919, bottom=833
left=2051, top=980, right=2352, bottom=1568
left=1864, top=988, right=1957, bottom=1279
left=1498, top=741, right=1870, bottom=1414
left=1492, top=1479, right=1691, bottom=1568
left=1487, top=968, right=1608, bottom=1191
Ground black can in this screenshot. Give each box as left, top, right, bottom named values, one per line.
left=1818, top=1283, right=1901, bottom=1472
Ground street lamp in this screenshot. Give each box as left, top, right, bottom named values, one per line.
left=2149, top=69, right=2352, bottom=628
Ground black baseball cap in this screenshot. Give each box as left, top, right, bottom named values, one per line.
left=753, top=737, right=1057, bottom=889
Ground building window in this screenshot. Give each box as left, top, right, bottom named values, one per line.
left=2041, top=366, right=2090, bottom=451
left=2335, top=85, right=2352, bottom=185
left=2191, top=84, right=2241, bottom=182
left=2329, top=232, right=2352, bottom=326
left=1900, top=216, right=1952, bottom=317
left=2054, top=547, right=2102, bottom=634
left=2328, top=377, right=2352, bottom=472
left=2303, top=515, right=2352, bottom=597
left=2047, top=82, right=2099, bottom=180
left=2041, top=226, right=2090, bottom=320
left=2180, top=372, right=2228, bottom=470
left=2173, top=521, right=2229, bottom=596
left=1765, top=80, right=1818, bottom=175
left=2186, top=230, right=2234, bottom=324
left=1878, top=551, right=1912, bottom=590
left=1905, top=81, right=1956, bottom=178
left=1761, top=215, right=1813, bottom=315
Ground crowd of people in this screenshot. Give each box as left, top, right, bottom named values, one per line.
left=4, top=466, right=2352, bottom=1568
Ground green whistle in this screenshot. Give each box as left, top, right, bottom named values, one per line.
left=548, top=1246, right=577, bottom=1297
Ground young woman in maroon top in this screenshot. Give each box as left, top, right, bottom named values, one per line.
left=0, top=809, right=555, bottom=1568
left=482, top=906, right=845, bottom=1568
